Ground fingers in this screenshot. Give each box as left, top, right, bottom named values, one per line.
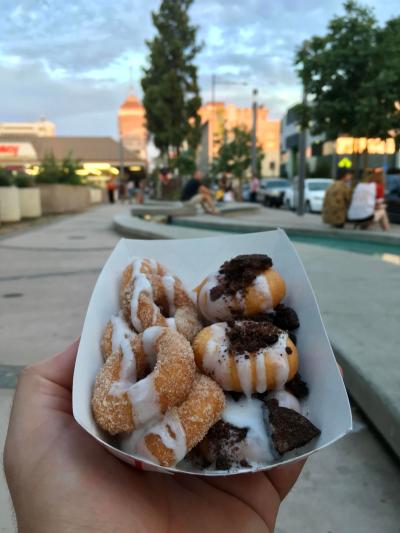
left=265, top=458, right=306, bottom=501
left=30, top=339, right=80, bottom=391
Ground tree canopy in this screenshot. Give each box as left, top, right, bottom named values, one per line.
left=295, top=1, right=400, bottom=145
left=212, top=127, right=264, bottom=180
left=141, top=0, right=202, bottom=161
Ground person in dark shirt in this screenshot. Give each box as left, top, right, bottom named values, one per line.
left=181, top=170, right=220, bottom=214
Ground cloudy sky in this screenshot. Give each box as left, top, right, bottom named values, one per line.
left=1, top=0, right=399, bottom=139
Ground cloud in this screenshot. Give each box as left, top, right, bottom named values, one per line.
left=0, top=0, right=398, bottom=136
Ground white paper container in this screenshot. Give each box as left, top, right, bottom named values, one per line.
left=73, top=229, right=352, bottom=476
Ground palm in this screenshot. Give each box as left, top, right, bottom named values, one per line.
left=4, top=343, right=304, bottom=533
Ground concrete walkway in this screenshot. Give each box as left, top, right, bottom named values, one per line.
left=1, top=204, right=400, bottom=532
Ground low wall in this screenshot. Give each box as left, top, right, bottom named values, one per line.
left=0, top=186, right=21, bottom=222
left=39, top=184, right=91, bottom=214
left=89, top=188, right=103, bottom=204
left=18, top=188, right=42, bottom=218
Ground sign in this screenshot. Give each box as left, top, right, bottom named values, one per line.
left=338, top=157, right=352, bottom=168
left=0, top=142, right=37, bottom=160
left=336, top=137, right=396, bottom=155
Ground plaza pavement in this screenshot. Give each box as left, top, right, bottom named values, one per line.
left=0, top=203, right=400, bottom=532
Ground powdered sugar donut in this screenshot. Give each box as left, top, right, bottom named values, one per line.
left=92, top=327, right=196, bottom=435
left=120, top=258, right=202, bottom=341
left=193, top=321, right=298, bottom=394
left=196, top=254, right=285, bottom=323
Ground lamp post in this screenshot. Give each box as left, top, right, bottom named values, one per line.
left=297, top=86, right=307, bottom=216
left=251, top=88, right=258, bottom=177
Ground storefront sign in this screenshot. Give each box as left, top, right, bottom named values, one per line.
left=336, top=137, right=396, bottom=155
left=0, top=142, right=37, bottom=160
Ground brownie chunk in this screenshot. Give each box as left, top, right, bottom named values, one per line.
left=226, top=320, right=281, bottom=353
left=210, top=254, right=272, bottom=301
left=273, top=304, right=300, bottom=331
left=207, top=420, right=249, bottom=470
left=285, top=373, right=309, bottom=399
left=266, top=399, right=320, bottom=455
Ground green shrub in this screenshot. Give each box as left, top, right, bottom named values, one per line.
left=0, top=169, right=14, bottom=187
left=14, top=173, right=35, bottom=188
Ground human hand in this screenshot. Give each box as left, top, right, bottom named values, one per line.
left=4, top=342, right=305, bottom=533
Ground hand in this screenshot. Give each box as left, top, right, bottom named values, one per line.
left=4, top=342, right=305, bottom=533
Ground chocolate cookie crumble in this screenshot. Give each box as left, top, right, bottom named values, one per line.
left=285, top=373, right=309, bottom=399
left=226, top=321, right=281, bottom=353
left=273, top=304, right=300, bottom=330
left=210, top=254, right=272, bottom=302
left=266, top=399, right=320, bottom=455
left=207, top=420, right=249, bottom=470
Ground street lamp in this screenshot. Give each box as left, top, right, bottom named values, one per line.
left=251, top=88, right=258, bottom=177
left=297, top=85, right=307, bottom=216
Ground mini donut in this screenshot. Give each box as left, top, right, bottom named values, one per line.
left=193, top=321, right=298, bottom=394
left=120, top=258, right=202, bottom=341
left=196, top=254, right=286, bottom=322
left=132, top=373, right=225, bottom=467
left=92, top=327, right=196, bottom=435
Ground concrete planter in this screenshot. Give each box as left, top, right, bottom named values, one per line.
left=89, top=188, right=103, bottom=204
left=39, top=184, right=91, bottom=214
left=18, top=188, right=42, bottom=218
left=0, top=186, right=21, bottom=222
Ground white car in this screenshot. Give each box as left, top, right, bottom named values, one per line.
left=285, top=178, right=333, bottom=213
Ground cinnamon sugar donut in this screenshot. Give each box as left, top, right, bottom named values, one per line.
left=196, top=254, right=285, bottom=323
left=130, top=373, right=225, bottom=467
left=92, top=327, right=196, bottom=435
left=120, top=258, right=202, bottom=341
left=193, top=321, right=298, bottom=394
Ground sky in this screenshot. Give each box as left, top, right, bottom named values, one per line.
left=0, top=0, right=399, bottom=139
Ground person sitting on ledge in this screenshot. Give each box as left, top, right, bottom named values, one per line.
left=322, top=169, right=353, bottom=228
left=181, top=170, right=220, bottom=215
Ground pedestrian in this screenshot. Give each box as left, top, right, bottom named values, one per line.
left=322, top=169, right=353, bottom=228
left=118, top=180, right=127, bottom=203
left=369, top=169, right=390, bottom=231
left=250, top=175, right=260, bottom=203
left=181, top=170, right=220, bottom=215
left=127, top=179, right=135, bottom=204
left=106, top=178, right=117, bottom=204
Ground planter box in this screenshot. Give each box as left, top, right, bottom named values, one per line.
left=18, top=188, right=42, bottom=218
left=39, top=184, right=91, bottom=214
left=89, top=188, right=103, bottom=204
left=0, top=186, right=21, bottom=222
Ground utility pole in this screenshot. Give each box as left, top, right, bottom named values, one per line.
left=119, top=134, right=125, bottom=185
left=251, top=88, right=258, bottom=177
left=297, top=86, right=307, bottom=216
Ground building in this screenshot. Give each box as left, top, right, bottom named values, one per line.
left=0, top=119, right=56, bottom=138
left=281, top=104, right=400, bottom=179
left=197, top=102, right=280, bottom=177
left=0, top=135, right=146, bottom=187
left=118, top=92, right=147, bottom=162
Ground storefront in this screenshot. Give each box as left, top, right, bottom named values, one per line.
left=0, top=136, right=146, bottom=186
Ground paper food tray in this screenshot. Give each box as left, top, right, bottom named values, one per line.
left=73, top=229, right=352, bottom=476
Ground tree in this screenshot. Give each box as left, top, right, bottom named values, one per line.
left=212, top=127, right=264, bottom=183
left=141, top=0, right=202, bottom=163
left=36, top=152, right=83, bottom=184
left=295, top=1, right=400, bottom=162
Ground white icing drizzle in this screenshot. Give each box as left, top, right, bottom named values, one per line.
left=141, top=326, right=163, bottom=367
left=198, top=273, right=233, bottom=322
left=255, top=350, right=267, bottom=393
left=222, top=396, right=274, bottom=465
left=127, top=376, right=160, bottom=426
left=137, top=411, right=187, bottom=465
left=267, top=390, right=301, bottom=413
left=162, top=275, right=176, bottom=316
left=252, top=273, right=273, bottom=311
left=130, top=273, right=153, bottom=332
left=110, top=314, right=137, bottom=384
left=267, top=332, right=289, bottom=389
left=203, top=323, right=232, bottom=390
left=166, top=317, right=177, bottom=329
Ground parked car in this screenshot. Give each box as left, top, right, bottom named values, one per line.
left=256, top=178, right=290, bottom=207
left=386, top=174, right=400, bottom=224
left=286, top=178, right=333, bottom=213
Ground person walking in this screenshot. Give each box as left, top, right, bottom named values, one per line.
left=181, top=170, right=220, bottom=214
left=106, top=178, right=117, bottom=204
left=250, top=175, right=260, bottom=203
left=322, top=169, right=353, bottom=228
